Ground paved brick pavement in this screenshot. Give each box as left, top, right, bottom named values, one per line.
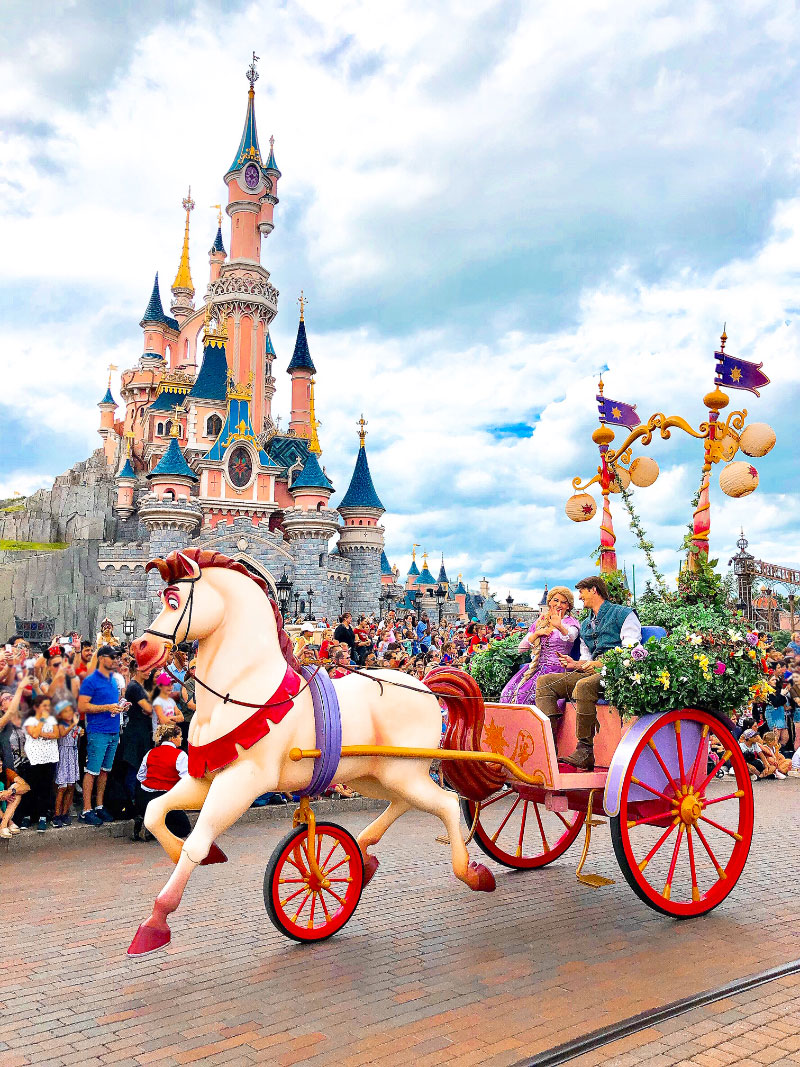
left=1, top=781, right=798, bottom=1067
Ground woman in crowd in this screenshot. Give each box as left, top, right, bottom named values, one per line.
left=52, top=699, right=82, bottom=826
left=119, top=665, right=155, bottom=812
left=150, top=673, right=183, bottom=738
left=23, top=692, right=61, bottom=832
left=132, top=723, right=190, bottom=842
left=500, top=587, right=579, bottom=705
left=0, top=685, right=31, bottom=838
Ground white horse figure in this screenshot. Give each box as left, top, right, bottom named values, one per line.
left=128, top=548, right=500, bottom=954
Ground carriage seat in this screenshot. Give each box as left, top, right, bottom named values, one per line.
left=553, top=625, right=667, bottom=714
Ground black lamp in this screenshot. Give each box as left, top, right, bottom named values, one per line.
left=505, top=593, right=514, bottom=624
left=276, top=568, right=293, bottom=617
left=122, top=604, right=136, bottom=640
left=435, top=584, right=446, bottom=623
left=339, top=589, right=346, bottom=615
left=306, top=587, right=314, bottom=620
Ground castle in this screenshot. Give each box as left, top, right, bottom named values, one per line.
left=0, top=58, right=391, bottom=642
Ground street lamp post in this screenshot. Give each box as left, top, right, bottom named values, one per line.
left=505, top=593, right=514, bottom=625
left=293, top=592, right=300, bottom=619
left=413, top=588, right=422, bottom=623
left=306, top=588, right=314, bottom=621
left=339, top=589, right=346, bottom=616
left=276, top=568, right=293, bottom=619
left=435, top=584, right=446, bottom=624
left=122, top=604, right=136, bottom=642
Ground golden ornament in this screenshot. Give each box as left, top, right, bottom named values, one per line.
left=565, top=493, right=597, bottom=522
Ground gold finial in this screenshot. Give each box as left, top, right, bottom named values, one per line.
left=298, top=290, right=306, bottom=322
left=246, top=51, right=260, bottom=93
left=202, top=302, right=228, bottom=346
left=169, top=404, right=184, bottom=438
left=357, top=414, right=367, bottom=447
left=412, top=544, right=419, bottom=561
left=210, top=203, right=222, bottom=228
left=124, top=430, right=134, bottom=455
left=270, top=134, right=274, bottom=150
left=107, top=363, right=118, bottom=386
left=597, top=375, right=604, bottom=395
left=422, top=551, right=428, bottom=568
left=720, top=323, right=727, bottom=352
left=172, top=187, right=195, bottom=293
left=308, top=378, right=322, bottom=454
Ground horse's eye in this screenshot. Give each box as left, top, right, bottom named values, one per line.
left=166, top=594, right=180, bottom=610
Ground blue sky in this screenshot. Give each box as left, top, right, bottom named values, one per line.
left=0, top=0, right=798, bottom=603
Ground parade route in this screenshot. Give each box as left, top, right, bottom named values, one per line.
left=2, top=784, right=799, bottom=1067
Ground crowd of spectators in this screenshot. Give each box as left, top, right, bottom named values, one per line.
left=2, top=617, right=796, bottom=842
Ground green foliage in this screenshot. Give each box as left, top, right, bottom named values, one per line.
left=676, top=553, right=732, bottom=608
left=618, top=482, right=667, bottom=593
left=770, top=630, right=792, bottom=651
left=602, top=621, right=769, bottom=721
left=468, top=634, right=528, bottom=701
left=636, top=598, right=732, bottom=633
left=0, top=540, right=67, bottom=551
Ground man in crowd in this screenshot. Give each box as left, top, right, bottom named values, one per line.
left=77, top=645, right=125, bottom=825
left=333, top=613, right=356, bottom=657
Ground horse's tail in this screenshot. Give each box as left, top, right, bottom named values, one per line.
left=424, top=667, right=505, bottom=801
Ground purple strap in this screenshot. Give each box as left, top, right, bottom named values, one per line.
left=297, top=665, right=342, bottom=798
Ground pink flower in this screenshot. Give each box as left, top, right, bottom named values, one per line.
left=713, top=661, right=726, bottom=675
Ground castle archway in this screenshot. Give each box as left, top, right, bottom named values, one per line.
left=232, top=553, right=278, bottom=598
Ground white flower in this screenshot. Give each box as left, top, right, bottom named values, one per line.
left=727, top=629, right=743, bottom=642
left=688, top=633, right=703, bottom=646
left=601, top=666, right=607, bottom=677
left=632, top=672, right=642, bottom=685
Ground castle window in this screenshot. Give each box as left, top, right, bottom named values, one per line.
left=316, top=501, right=323, bottom=512
left=165, top=420, right=173, bottom=436
left=163, top=489, right=175, bottom=502
left=156, top=422, right=164, bottom=436
left=319, top=553, right=325, bottom=567
left=206, top=414, right=223, bottom=438
left=359, top=520, right=363, bottom=526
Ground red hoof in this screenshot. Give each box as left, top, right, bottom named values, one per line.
left=201, top=843, right=228, bottom=865
left=363, top=854, right=380, bottom=886
left=127, top=920, right=171, bottom=956
left=466, top=861, right=496, bottom=892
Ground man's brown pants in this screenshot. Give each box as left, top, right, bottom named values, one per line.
left=535, top=669, right=603, bottom=744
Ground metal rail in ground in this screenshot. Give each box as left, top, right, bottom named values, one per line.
left=513, top=957, right=800, bottom=1067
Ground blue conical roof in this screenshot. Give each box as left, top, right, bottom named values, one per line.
left=454, top=579, right=467, bottom=595
left=100, top=386, right=115, bottom=406
left=147, top=437, right=198, bottom=481
left=211, top=226, right=226, bottom=255
left=417, top=565, right=437, bottom=585
left=117, top=458, right=135, bottom=479
left=265, top=330, right=276, bottom=357
left=438, top=559, right=448, bottom=584
left=189, top=341, right=228, bottom=402
left=140, top=273, right=179, bottom=331
left=338, top=445, right=384, bottom=511
left=408, top=558, right=420, bottom=576
left=381, top=551, right=393, bottom=576
left=265, top=142, right=280, bottom=174
left=292, top=452, right=333, bottom=491
left=202, top=395, right=279, bottom=468
left=287, top=319, right=316, bottom=373
left=539, top=584, right=549, bottom=606
left=229, top=87, right=263, bottom=172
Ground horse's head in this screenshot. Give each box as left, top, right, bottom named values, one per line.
left=131, top=551, right=226, bottom=673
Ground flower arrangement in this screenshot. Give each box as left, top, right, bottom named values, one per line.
left=601, top=621, right=770, bottom=721
left=468, top=634, right=529, bottom=701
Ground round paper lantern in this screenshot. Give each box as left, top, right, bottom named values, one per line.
left=719, top=461, right=759, bottom=498
left=565, top=493, right=597, bottom=522
left=608, top=466, right=631, bottom=493
left=738, top=422, right=776, bottom=458
left=629, top=456, right=660, bottom=487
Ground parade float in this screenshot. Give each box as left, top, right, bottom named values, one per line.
left=126, top=332, right=775, bottom=955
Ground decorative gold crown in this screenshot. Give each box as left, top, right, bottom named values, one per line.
left=203, top=302, right=228, bottom=347
left=227, top=370, right=253, bottom=400
left=156, top=371, right=193, bottom=395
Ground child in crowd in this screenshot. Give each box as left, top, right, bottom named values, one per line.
left=52, top=699, right=82, bottom=827
left=150, top=673, right=183, bottom=739
left=133, top=723, right=190, bottom=842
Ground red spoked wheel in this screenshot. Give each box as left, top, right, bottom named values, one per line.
left=264, top=822, right=364, bottom=942
left=461, top=788, right=583, bottom=869
left=610, top=709, right=753, bottom=918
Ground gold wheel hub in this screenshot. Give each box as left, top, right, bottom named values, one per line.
left=675, top=787, right=703, bottom=826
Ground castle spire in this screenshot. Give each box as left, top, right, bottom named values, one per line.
left=308, top=378, right=322, bottom=454
left=229, top=53, right=263, bottom=172
left=172, top=188, right=195, bottom=293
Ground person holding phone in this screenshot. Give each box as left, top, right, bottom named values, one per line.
left=23, top=693, right=60, bottom=832
left=77, top=645, right=124, bottom=825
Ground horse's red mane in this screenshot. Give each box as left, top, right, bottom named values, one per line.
left=146, top=548, right=300, bottom=671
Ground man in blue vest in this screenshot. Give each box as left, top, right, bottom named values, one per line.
left=535, top=575, right=641, bottom=770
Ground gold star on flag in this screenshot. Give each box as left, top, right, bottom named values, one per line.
left=611, top=406, right=622, bottom=419
left=730, top=366, right=742, bottom=382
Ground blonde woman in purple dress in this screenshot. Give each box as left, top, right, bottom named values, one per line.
left=501, top=587, right=579, bottom=704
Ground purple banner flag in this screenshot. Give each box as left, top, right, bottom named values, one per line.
left=597, top=395, right=639, bottom=429
left=714, top=352, right=770, bottom=397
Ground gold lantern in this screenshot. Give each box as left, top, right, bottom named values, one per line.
left=607, top=465, right=631, bottom=493
left=565, top=493, right=597, bottom=522
left=719, top=461, right=759, bottom=498
left=628, top=456, right=659, bottom=487
left=738, top=422, right=776, bottom=458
